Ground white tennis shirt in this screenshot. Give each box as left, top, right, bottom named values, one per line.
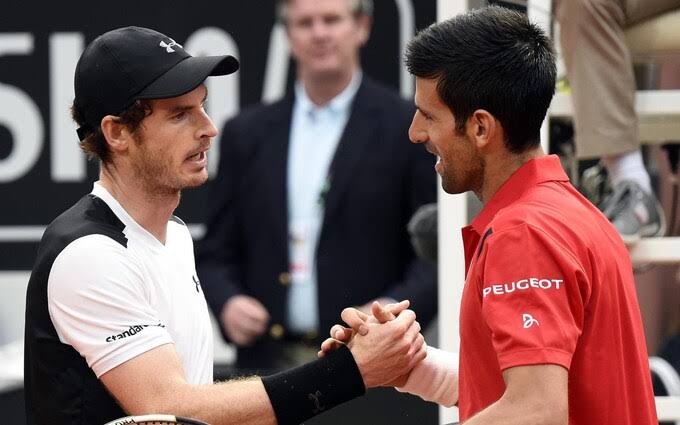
left=47, top=182, right=213, bottom=383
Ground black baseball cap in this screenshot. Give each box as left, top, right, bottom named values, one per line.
left=74, top=26, right=239, bottom=141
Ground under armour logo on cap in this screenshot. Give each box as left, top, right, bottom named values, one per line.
left=73, top=26, right=239, bottom=141
left=159, top=39, right=182, bottom=53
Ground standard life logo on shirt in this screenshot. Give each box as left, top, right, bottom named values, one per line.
left=483, top=277, right=564, bottom=298
left=105, top=322, right=166, bottom=343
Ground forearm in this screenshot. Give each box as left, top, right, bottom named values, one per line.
left=104, top=340, right=364, bottom=425
left=166, top=378, right=277, bottom=425
left=397, top=346, right=458, bottom=407
left=162, top=346, right=363, bottom=425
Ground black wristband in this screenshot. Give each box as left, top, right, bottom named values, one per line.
left=261, top=345, right=365, bottom=425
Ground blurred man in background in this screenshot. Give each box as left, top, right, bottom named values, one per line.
left=197, top=0, right=437, bottom=372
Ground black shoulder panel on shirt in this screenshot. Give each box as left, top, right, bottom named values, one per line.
left=24, top=193, right=128, bottom=425
left=476, top=227, right=494, bottom=259
left=40, top=194, right=128, bottom=253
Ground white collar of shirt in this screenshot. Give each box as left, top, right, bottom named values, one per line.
left=294, top=70, right=363, bottom=117
left=91, top=181, right=167, bottom=250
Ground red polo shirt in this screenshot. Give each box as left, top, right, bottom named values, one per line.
left=458, top=155, right=657, bottom=424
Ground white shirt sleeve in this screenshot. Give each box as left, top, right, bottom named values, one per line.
left=47, top=235, right=173, bottom=377
left=396, top=346, right=459, bottom=407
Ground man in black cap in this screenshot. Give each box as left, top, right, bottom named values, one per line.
left=23, top=26, right=425, bottom=425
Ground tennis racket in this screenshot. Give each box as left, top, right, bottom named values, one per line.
left=103, top=414, right=209, bottom=425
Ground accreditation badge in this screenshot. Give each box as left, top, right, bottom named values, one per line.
left=289, top=218, right=314, bottom=285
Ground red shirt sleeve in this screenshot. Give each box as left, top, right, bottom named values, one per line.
left=478, top=222, right=588, bottom=371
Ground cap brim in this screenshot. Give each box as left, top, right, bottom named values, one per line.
left=135, top=55, right=239, bottom=100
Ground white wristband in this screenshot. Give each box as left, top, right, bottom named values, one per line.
left=396, top=346, right=459, bottom=407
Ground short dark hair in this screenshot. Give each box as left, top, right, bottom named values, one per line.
left=276, top=0, right=373, bottom=23
left=405, top=6, right=556, bottom=153
left=71, top=100, right=152, bottom=163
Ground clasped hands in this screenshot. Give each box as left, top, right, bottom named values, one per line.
left=318, top=300, right=427, bottom=388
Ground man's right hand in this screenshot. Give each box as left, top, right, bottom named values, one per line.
left=320, top=301, right=419, bottom=387
left=319, top=300, right=409, bottom=355
left=345, top=307, right=425, bottom=388
left=221, top=295, right=270, bottom=346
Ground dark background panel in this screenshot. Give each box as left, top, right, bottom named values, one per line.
left=0, top=0, right=436, bottom=270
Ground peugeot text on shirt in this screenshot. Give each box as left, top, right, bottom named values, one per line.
left=482, top=277, right=564, bottom=298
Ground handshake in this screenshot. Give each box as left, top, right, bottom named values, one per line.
left=317, top=300, right=426, bottom=389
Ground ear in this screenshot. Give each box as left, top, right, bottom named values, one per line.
left=355, top=15, right=372, bottom=46
left=468, top=109, right=499, bottom=150
left=100, top=115, right=133, bottom=154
